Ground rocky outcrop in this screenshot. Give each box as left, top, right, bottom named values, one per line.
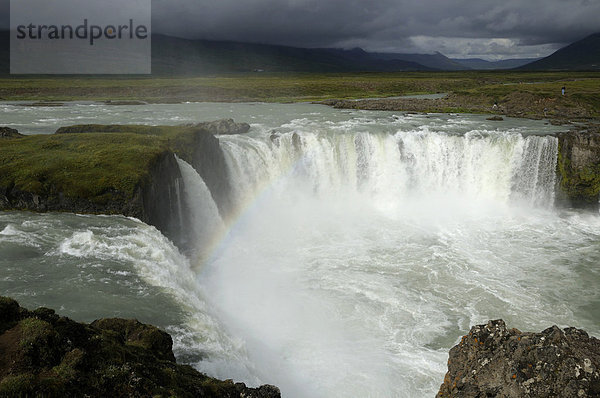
left=53, top=120, right=243, bottom=221
left=437, top=320, right=600, bottom=398
left=1, top=120, right=250, bottom=249
left=556, top=127, right=600, bottom=209
left=0, top=296, right=280, bottom=398
left=0, top=149, right=188, bottom=248
left=199, top=119, right=250, bottom=135
left=0, top=127, right=23, bottom=139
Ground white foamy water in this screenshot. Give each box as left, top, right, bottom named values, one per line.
left=1, top=103, right=598, bottom=398
left=192, top=118, right=597, bottom=397
left=176, top=157, right=225, bottom=263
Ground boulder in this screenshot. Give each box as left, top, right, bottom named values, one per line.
left=437, top=319, right=600, bottom=398
left=0, top=296, right=281, bottom=398
left=0, top=127, right=23, bottom=139
left=557, top=127, right=600, bottom=209
left=198, top=119, right=250, bottom=135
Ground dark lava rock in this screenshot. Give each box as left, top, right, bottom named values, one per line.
left=486, top=116, right=504, bottom=121
left=292, top=133, right=302, bottom=152
left=198, top=119, right=250, bottom=135
left=0, top=127, right=23, bottom=139
left=437, top=319, right=600, bottom=398
left=0, top=296, right=281, bottom=398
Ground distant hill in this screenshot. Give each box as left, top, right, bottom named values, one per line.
left=0, top=30, right=7, bottom=75
left=372, top=51, right=467, bottom=71
left=151, top=35, right=432, bottom=74
left=453, top=58, right=540, bottom=70
left=3, top=30, right=598, bottom=74
left=0, top=31, right=431, bottom=75
left=520, top=32, right=600, bottom=70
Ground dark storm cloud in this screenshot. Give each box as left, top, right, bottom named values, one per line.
left=2, top=0, right=599, bottom=58
left=150, top=0, right=600, bottom=58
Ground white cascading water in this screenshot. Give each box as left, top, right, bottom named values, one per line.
left=171, top=126, right=569, bottom=398
left=219, top=129, right=558, bottom=210
left=4, top=104, right=597, bottom=398
left=176, top=157, right=225, bottom=264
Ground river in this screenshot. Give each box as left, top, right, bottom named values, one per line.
left=1, top=102, right=598, bottom=397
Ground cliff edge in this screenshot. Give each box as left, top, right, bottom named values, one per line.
left=0, top=120, right=249, bottom=249
left=557, top=126, right=600, bottom=209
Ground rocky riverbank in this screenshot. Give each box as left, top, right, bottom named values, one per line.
left=319, top=91, right=598, bottom=122
left=437, top=319, right=600, bottom=398
left=0, top=297, right=280, bottom=397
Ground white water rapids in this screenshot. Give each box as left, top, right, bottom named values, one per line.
left=1, top=104, right=598, bottom=398
left=172, top=119, right=596, bottom=397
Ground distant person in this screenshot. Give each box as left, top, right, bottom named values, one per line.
left=562, top=86, right=565, bottom=96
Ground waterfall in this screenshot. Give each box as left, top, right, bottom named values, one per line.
left=175, top=157, right=225, bottom=264
left=218, top=129, right=559, bottom=211
left=177, top=121, right=565, bottom=398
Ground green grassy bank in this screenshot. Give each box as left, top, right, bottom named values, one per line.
left=0, top=125, right=202, bottom=206
left=0, top=71, right=598, bottom=109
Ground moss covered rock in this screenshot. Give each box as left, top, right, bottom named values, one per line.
left=0, top=297, right=280, bottom=398
left=557, top=127, right=600, bottom=209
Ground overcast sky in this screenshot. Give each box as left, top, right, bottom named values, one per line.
left=3, top=0, right=599, bottom=59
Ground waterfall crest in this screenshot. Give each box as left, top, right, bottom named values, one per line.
left=218, top=129, right=559, bottom=211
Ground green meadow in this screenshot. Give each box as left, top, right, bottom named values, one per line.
left=0, top=71, right=598, bottom=111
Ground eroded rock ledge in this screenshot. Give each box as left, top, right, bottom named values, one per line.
left=557, top=126, right=600, bottom=209
left=437, top=319, right=600, bottom=398
left=0, top=296, right=280, bottom=398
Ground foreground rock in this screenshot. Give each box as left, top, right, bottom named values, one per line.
left=437, top=319, right=600, bottom=398
left=0, top=297, right=280, bottom=398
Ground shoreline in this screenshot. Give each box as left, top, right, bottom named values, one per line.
left=316, top=93, right=600, bottom=128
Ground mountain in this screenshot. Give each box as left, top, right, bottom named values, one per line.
left=0, top=30, right=7, bottom=75
left=371, top=51, right=467, bottom=70
left=0, top=31, right=431, bottom=75
left=453, top=58, right=540, bottom=70
left=519, top=32, right=600, bottom=70
left=151, top=35, right=431, bottom=74
left=3, top=30, right=597, bottom=74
